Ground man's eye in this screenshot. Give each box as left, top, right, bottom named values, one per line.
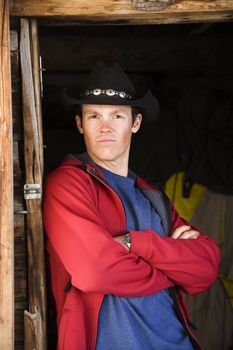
left=114, top=114, right=124, bottom=119
left=88, top=114, right=98, bottom=119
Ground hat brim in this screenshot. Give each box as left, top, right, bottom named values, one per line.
left=62, top=88, right=159, bottom=123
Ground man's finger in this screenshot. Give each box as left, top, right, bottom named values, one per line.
left=170, top=225, right=191, bottom=239
left=178, top=230, right=200, bottom=240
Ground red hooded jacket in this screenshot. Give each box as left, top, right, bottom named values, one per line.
left=43, top=154, right=221, bottom=350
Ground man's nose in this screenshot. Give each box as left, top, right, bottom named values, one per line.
left=99, top=119, right=112, bottom=132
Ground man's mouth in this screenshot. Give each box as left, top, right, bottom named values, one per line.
left=96, top=139, right=116, bottom=143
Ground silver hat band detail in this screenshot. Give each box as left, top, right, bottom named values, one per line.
left=81, top=88, right=133, bottom=100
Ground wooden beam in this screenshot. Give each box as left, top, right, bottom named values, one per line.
left=9, top=0, right=233, bottom=24
left=0, top=0, right=14, bottom=349
left=20, top=19, right=47, bottom=350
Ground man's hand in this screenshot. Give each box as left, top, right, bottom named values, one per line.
left=171, top=225, right=200, bottom=240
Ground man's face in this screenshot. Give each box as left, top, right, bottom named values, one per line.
left=75, top=104, right=142, bottom=168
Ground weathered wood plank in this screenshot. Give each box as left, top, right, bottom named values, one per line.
left=20, top=18, right=47, bottom=350
left=24, top=309, right=43, bottom=350
left=11, top=27, right=27, bottom=349
left=0, top=0, right=14, bottom=349
left=9, top=0, right=233, bottom=24
left=31, top=20, right=44, bottom=172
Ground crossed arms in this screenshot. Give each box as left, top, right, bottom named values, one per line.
left=43, top=167, right=221, bottom=298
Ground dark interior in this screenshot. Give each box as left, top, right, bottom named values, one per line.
left=40, top=22, right=233, bottom=192
left=39, top=22, right=233, bottom=348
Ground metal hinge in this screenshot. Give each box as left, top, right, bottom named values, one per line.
left=24, top=184, right=41, bottom=200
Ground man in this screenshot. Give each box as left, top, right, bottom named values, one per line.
left=43, top=62, right=220, bottom=350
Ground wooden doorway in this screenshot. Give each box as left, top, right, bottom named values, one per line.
left=8, top=2, right=233, bottom=349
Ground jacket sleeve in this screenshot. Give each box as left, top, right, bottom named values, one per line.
left=130, top=203, right=221, bottom=295
left=43, top=167, right=173, bottom=297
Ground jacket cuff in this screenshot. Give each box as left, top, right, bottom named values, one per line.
left=130, top=230, right=151, bottom=259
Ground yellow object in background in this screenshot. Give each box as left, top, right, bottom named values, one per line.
left=166, top=172, right=233, bottom=310
left=165, top=172, right=206, bottom=221
left=220, top=276, right=233, bottom=308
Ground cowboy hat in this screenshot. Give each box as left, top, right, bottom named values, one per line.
left=63, top=62, right=159, bottom=123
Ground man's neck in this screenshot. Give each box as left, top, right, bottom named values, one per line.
left=87, top=153, right=129, bottom=177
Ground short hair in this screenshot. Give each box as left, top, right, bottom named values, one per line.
left=76, top=105, right=141, bottom=123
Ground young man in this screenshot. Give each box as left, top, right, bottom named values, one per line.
left=43, top=62, right=220, bottom=350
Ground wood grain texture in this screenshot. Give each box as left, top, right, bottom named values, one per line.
left=20, top=18, right=47, bottom=350
left=24, top=309, right=43, bottom=350
left=0, top=0, right=14, bottom=349
left=9, top=0, right=233, bottom=24
left=11, top=26, right=28, bottom=349
left=31, top=20, right=44, bottom=173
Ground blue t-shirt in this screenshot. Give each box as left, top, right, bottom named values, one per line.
left=96, top=167, right=194, bottom=350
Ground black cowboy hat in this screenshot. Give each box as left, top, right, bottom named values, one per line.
left=63, top=62, right=159, bottom=123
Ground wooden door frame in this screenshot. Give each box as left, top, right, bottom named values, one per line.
left=20, top=18, right=47, bottom=350
left=0, top=6, right=47, bottom=349
left=2, top=0, right=232, bottom=348
left=0, top=0, right=14, bottom=348
left=9, top=0, right=233, bottom=25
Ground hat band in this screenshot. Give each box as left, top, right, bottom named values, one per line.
left=81, top=88, right=133, bottom=100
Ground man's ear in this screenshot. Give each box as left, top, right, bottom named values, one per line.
left=132, top=114, right=142, bottom=134
left=75, top=115, right=84, bottom=134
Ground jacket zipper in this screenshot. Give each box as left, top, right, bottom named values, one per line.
left=172, top=288, right=202, bottom=350
left=87, top=167, right=127, bottom=233
left=63, top=166, right=127, bottom=294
